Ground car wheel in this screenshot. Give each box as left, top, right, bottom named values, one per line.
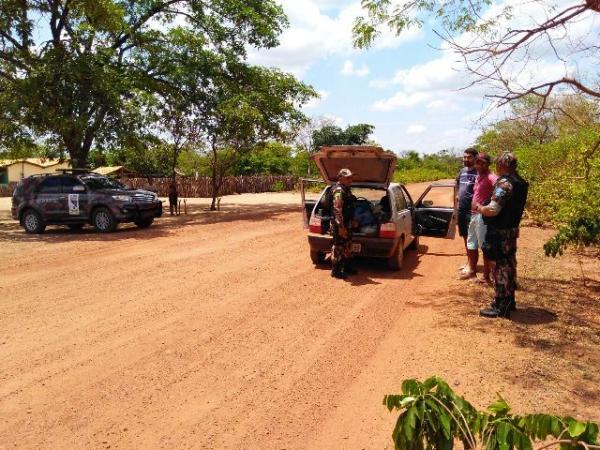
left=22, top=209, right=46, bottom=234
left=93, top=207, right=117, bottom=232
left=388, top=238, right=404, bottom=271
left=310, top=250, right=325, bottom=265
left=407, top=235, right=419, bottom=250
left=135, top=217, right=154, bottom=228
left=68, top=224, right=84, bottom=231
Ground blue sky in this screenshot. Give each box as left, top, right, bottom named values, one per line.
left=247, top=0, right=600, bottom=155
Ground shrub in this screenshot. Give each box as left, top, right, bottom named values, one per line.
left=384, top=376, right=599, bottom=450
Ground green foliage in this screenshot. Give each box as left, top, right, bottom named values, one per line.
left=384, top=377, right=599, bottom=450
left=477, top=95, right=600, bottom=256
left=312, top=123, right=375, bottom=149
left=353, top=0, right=511, bottom=49
left=394, top=150, right=462, bottom=183
left=271, top=181, right=285, bottom=192
left=0, top=0, right=289, bottom=165
left=234, top=142, right=293, bottom=175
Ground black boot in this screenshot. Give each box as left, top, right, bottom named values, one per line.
left=344, top=260, right=358, bottom=275
left=331, top=262, right=347, bottom=279
left=480, top=297, right=511, bottom=319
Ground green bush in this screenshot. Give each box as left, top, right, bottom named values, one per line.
left=384, top=376, right=599, bottom=450
left=272, top=180, right=285, bottom=192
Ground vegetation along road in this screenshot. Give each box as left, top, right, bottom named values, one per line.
left=1, top=184, right=598, bottom=449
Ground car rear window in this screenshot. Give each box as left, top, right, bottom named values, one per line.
left=38, top=177, right=61, bottom=194
left=82, top=176, right=123, bottom=190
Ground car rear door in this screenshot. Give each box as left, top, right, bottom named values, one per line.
left=300, top=178, right=326, bottom=228
left=413, top=182, right=457, bottom=238
left=391, top=186, right=412, bottom=241
left=34, top=176, right=64, bottom=221
left=61, top=177, right=89, bottom=221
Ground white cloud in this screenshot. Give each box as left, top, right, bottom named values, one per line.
left=303, top=90, right=330, bottom=110
left=341, top=60, right=370, bottom=77
left=369, top=79, right=392, bottom=89
left=371, top=92, right=433, bottom=111
left=247, top=0, right=423, bottom=76
left=407, top=124, right=427, bottom=134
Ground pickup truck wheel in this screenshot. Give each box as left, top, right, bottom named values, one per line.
left=93, top=207, right=117, bottom=232
left=135, top=217, right=154, bottom=228
left=310, top=250, right=325, bottom=265
left=388, top=238, right=404, bottom=271
left=22, top=209, right=46, bottom=234
left=407, top=235, right=419, bottom=250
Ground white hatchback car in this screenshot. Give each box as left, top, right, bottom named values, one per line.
left=301, top=145, right=457, bottom=270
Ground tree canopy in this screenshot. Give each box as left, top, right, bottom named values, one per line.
left=0, top=0, right=290, bottom=166
left=353, top=0, right=600, bottom=112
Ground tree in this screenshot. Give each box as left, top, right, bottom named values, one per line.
left=0, top=0, right=288, bottom=167
left=383, top=376, right=599, bottom=450
left=353, top=0, right=600, bottom=114
left=193, top=64, right=316, bottom=210
left=312, top=123, right=375, bottom=149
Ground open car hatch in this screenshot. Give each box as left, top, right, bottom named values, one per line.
left=312, top=146, right=397, bottom=187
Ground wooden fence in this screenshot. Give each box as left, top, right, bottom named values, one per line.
left=0, top=176, right=298, bottom=198
left=0, top=182, right=16, bottom=197
left=126, top=175, right=298, bottom=197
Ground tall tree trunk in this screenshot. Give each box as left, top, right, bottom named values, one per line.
left=210, top=143, right=219, bottom=211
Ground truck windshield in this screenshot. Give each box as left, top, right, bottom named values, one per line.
left=81, top=176, right=124, bottom=190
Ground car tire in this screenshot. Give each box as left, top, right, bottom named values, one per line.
left=388, top=238, right=404, bottom=271
left=68, top=224, right=85, bottom=231
left=22, top=209, right=46, bottom=234
left=407, top=235, right=419, bottom=250
left=135, top=217, right=154, bottom=228
left=310, top=250, right=325, bottom=265
left=93, top=207, right=117, bottom=232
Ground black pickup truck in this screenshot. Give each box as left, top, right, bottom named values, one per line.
left=11, top=171, right=163, bottom=233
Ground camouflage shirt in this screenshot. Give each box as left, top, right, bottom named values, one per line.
left=490, top=176, right=514, bottom=212
left=331, top=184, right=353, bottom=228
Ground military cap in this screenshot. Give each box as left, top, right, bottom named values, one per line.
left=337, top=168, right=354, bottom=179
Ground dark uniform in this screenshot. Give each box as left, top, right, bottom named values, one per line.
left=331, top=182, right=355, bottom=278
left=482, top=173, right=528, bottom=316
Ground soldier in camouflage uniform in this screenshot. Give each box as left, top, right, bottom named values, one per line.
left=474, top=153, right=528, bottom=318
left=331, top=168, right=357, bottom=279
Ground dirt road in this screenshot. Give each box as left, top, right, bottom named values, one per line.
left=1, top=183, right=598, bottom=449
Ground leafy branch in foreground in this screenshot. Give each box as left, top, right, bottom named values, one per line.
left=384, top=377, right=599, bottom=450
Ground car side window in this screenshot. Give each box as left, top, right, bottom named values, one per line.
left=37, top=177, right=61, bottom=194
left=394, top=187, right=407, bottom=211
left=61, top=177, right=84, bottom=193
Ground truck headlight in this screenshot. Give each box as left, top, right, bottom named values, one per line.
left=112, top=195, right=132, bottom=202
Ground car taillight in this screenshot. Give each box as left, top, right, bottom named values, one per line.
left=309, top=214, right=322, bottom=233
left=379, top=222, right=396, bottom=238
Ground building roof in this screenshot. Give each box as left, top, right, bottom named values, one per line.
left=94, top=166, right=124, bottom=175
left=0, top=158, right=67, bottom=168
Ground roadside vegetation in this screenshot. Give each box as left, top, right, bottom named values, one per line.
left=384, top=377, right=599, bottom=450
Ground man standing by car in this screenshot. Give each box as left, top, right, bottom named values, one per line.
left=475, top=152, right=529, bottom=318
left=455, top=148, right=478, bottom=273
left=460, top=152, right=497, bottom=282
left=331, top=168, right=357, bottom=279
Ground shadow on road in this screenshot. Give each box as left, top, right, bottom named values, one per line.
left=0, top=203, right=300, bottom=244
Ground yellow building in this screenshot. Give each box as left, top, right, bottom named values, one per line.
left=0, top=158, right=71, bottom=184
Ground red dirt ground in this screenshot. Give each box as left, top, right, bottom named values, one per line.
left=1, top=182, right=598, bottom=449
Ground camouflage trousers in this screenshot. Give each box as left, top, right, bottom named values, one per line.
left=485, top=228, right=519, bottom=299
left=331, top=224, right=353, bottom=267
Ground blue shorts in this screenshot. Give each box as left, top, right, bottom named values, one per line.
left=457, top=211, right=471, bottom=238
left=467, top=213, right=487, bottom=250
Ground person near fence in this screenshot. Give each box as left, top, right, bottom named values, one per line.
left=475, top=152, right=529, bottom=319
left=331, top=168, right=357, bottom=279
left=168, top=181, right=178, bottom=216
